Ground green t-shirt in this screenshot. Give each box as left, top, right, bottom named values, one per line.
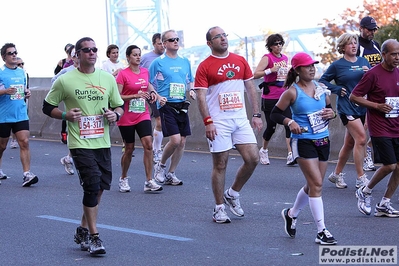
left=45, top=68, right=123, bottom=149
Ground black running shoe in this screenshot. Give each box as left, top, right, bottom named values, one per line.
left=315, top=229, right=337, bottom=245
left=74, top=226, right=89, bottom=251
left=281, top=208, right=296, bottom=238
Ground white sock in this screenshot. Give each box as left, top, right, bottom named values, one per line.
left=309, top=196, right=325, bottom=233
left=228, top=187, right=239, bottom=197
left=215, top=204, right=225, bottom=210
left=363, top=186, right=373, bottom=194
left=153, top=129, right=163, bottom=151
left=290, top=187, right=308, bottom=218
left=380, top=197, right=390, bottom=206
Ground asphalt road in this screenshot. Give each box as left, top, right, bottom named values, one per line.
left=0, top=138, right=397, bottom=266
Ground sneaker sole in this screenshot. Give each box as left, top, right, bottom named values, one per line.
left=374, top=211, right=399, bottom=218
left=119, top=189, right=131, bottom=193
left=212, top=217, right=231, bottom=223
left=89, top=249, right=106, bottom=255
left=22, top=176, right=38, bottom=187
left=315, top=238, right=337, bottom=245
left=281, top=209, right=295, bottom=238
left=144, top=187, right=163, bottom=192
left=164, top=181, right=183, bottom=186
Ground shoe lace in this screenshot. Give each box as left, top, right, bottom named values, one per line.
left=323, top=229, right=333, bottom=238
left=337, top=173, right=346, bottom=183
left=91, top=236, right=102, bottom=248
left=148, top=179, right=158, bottom=188
left=384, top=202, right=397, bottom=213
left=291, top=218, right=297, bottom=229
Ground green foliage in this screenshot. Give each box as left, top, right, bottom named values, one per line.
left=374, top=19, right=399, bottom=45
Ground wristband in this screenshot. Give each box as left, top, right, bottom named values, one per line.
left=264, top=69, right=272, bottom=75
left=61, top=111, right=66, bottom=121
left=203, top=116, right=213, bottom=126
left=287, top=120, right=295, bottom=127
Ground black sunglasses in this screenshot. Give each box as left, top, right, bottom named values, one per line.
left=6, top=51, right=18, bottom=56
left=272, top=42, right=283, bottom=46
left=79, top=47, right=98, bottom=53
left=165, top=38, right=179, bottom=43
left=17, top=63, right=24, bottom=66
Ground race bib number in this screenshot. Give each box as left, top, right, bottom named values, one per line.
left=79, top=115, right=105, bottom=139
left=307, top=110, right=329, bottom=134
left=170, top=83, right=185, bottom=99
left=385, top=97, right=399, bottom=118
left=218, top=91, right=243, bottom=111
left=10, top=84, right=25, bottom=100
left=129, top=98, right=145, bottom=113
left=276, top=66, right=289, bottom=82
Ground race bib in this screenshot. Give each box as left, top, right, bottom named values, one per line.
left=307, top=110, right=329, bottom=134
left=276, top=66, right=289, bottom=82
left=385, top=97, right=399, bottom=118
left=170, top=83, right=185, bottom=99
left=218, top=91, right=243, bottom=111
left=10, top=84, right=25, bottom=100
left=129, top=98, right=146, bottom=113
left=78, top=115, right=105, bottom=139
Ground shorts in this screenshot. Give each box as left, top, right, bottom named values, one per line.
left=118, top=120, right=152, bottom=144
left=339, top=114, right=365, bottom=126
left=149, top=101, right=160, bottom=118
left=208, top=118, right=257, bottom=153
left=0, top=120, right=29, bottom=138
left=371, top=137, right=399, bottom=165
left=159, top=104, right=191, bottom=137
left=70, top=148, right=113, bottom=191
left=291, top=137, right=330, bottom=161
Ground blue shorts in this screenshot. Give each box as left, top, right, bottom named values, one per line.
left=159, top=104, right=191, bottom=137
left=291, top=137, right=330, bottom=162
left=70, top=148, right=113, bottom=191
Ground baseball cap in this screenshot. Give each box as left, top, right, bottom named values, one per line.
left=360, top=16, right=379, bottom=30
left=291, top=52, right=319, bottom=69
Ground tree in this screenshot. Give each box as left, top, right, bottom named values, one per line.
left=319, top=0, right=399, bottom=64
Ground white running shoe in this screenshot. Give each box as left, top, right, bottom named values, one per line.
left=328, top=172, right=347, bottom=189
left=144, top=179, right=163, bottom=192
left=259, top=148, right=270, bottom=165
left=119, top=177, right=131, bottom=193
left=286, top=152, right=296, bottom=166
left=213, top=206, right=231, bottom=223
left=223, top=189, right=244, bottom=217
left=355, top=174, right=369, bottom=189
left=60, top=156, right=74, bottom=175
left=153, top=150, right=163, bottom=164
left=165, top=172, right=183, bottom=186
left=10, top=139, right=18, bottom=149
left=154, top=162, right=166, bottom=183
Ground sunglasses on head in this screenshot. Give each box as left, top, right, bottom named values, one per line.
left=79, top=47, right=98, bottom=53
left=7, top=51, right=18, bottom=56
left=165, top=38, right=179, bottom=43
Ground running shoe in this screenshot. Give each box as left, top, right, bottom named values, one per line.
left=355, top=174, right=369, bottom=189
left=355, top=186, right=372, bottom=215
left=328, top=172, right=347, bottom=189
left=281, top=208, right=296, bottom=238
left=60, top=156, right=74, bottom=175
left=88, top=234, right=106, bottom=255
left=0, top=170, right=8, bottom=180
left=165, top=172, right=183, bottom=186
left=286, top=152, right=296, bottom=166
left=213, top=206, right=231, bottom=223
left=61, top=132, right=67, bottom=144
left=144, top=179, right=163, bottom=192
left=154, top=162, right=166, bottom=183
left=315, top=229, right=337, bottom=245
left=118, top=177, right=131, bottom=193
left=374, top=202, right=399, bottom=217
left=153, top=150, right=163, bottom=164
left=363, top=147, right=376, bottom=171
left=22, top=171, right=38, bottom=187
left=74, top=226, right=89, bottom=251
left=223, top=189, right=244, bottom=217
left=10, top=139, right=18, bottom=149
left=259, top=147, right=270, bottom=165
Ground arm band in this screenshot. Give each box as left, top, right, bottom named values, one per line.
left=203, top=116, right=213, bottom=126
left=270, top=106, right=286, bottom=125
left=42, top=100, right=58, bottom=117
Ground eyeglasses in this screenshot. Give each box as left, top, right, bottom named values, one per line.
left=6, top=51, right=18, bottom=56
left=211, top=33, right=228, bottom=40
left=17, top=63, right=24, bottom=66
left=272, top=42, right=283, bottom=46
left=79, top=47, right=98, bottom=53
left=165, top=38, right=179, bottom=43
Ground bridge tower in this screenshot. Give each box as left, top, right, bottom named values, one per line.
left=105, top=0, right=170, bottom=54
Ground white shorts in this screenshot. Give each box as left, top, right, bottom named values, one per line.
left=208, top=118, right=257, bottom=153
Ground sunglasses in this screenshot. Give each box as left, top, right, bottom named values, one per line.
left=165, top=38, right=179, bottom=43
left=79, top=47, right=98, bottom=53
left=272, top=42, right=283, bottom=46
left=6, top=51, right=18, bottom=56
left=17, top=63, right=24, bottom=66
left=211, top=33, right=228, bottom=40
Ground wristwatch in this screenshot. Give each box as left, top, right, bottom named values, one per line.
left=114, top=111, right=121, bottom=121
left=253, top=113, right=261, bottom=118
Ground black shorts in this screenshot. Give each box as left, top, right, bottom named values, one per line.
left=118, top=120, right=152, bottom=144
left=70, top=148, right=113, bottom=191
left=159, top=104, right=191, bottom=137
left=371, top=137, right=399, bottom=165
left=339, top=114, right=365, bottom=126
left=149, top=101, right=160, bottom=118
left=291, top=137, right=330, bottom=162
left=0, top=120, right=29, bottom=138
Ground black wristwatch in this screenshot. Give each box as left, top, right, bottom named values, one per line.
left=114, top=111, right=121, bottom=121
left=253, top=113, right=261, bottom=118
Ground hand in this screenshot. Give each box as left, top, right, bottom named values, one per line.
left=251, top=117, right=263, bottom=133
left=321, top=108, right=335, bottom=120
left=377, top=103, right=393, bottom=114
left=102, top=108, right=118, bottom=123
left=340, top=88, right=347, bottom=97
left=6, top=87, right=17, bottom=95
left=158, top=96, right=167, bottom=106
left=24, top=89, right=31, bottom=99
left=205, top=123, right=217, bottom=141
left=189, top=89, right=196, bottom=100
left=67, top=108, right=82, bottom=122
left=288, top=121, right=302, bottom=135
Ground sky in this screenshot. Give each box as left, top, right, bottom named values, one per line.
left=0, top=0, right=363, bottom=77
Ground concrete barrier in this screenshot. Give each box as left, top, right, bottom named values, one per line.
left=28, top=78, right=345, bottom=158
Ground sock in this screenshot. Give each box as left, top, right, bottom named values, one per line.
left=153, top=129, right=163, bottom=151
left=309, top=196, right=325, bottom=233
left=363, top=186, right=372, bottom=194
left=23, top=171, right=30, bottom=176
left=215, top=204, right=225, bottom=210
left=289, top=187, right=308, bottom=218
left=380, top=197, right=390, bottom=206
left=228, top=187, right=239, bottom=197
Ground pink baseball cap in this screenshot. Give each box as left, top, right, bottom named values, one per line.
left=291, top=52, right=319, bottom=69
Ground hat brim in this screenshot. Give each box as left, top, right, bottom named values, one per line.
left=294, top=60, right=319, bottom=68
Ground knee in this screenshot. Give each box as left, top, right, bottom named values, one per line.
left=82, top=183, right=100, bottom=207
